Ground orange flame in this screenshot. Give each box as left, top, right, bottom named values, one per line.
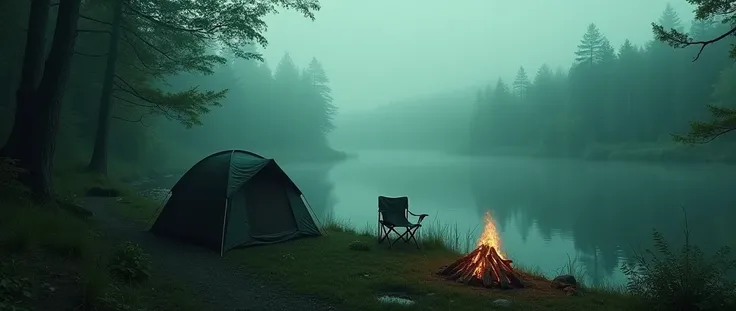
left=470, top=211, right=505, bottom=277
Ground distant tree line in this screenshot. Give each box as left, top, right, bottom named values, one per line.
left=158, top=51, right=341, bottom=163
left=468, top=4, right=736, bottom=162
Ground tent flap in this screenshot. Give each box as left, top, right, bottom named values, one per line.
left=227, top=152, right=269, bottom=197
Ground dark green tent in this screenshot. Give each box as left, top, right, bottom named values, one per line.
left=150, top=150, right=322, bottom=255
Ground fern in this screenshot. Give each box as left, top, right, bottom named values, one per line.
left=622, top=222, right=736, bottom=311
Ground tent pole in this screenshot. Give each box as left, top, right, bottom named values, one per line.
left=219, top=198, right=229, bottom=257
left=302, top=196, right=326, bottom=235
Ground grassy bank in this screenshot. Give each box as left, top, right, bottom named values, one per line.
left=223, top=219, right=635, bottom=311
left=6, top=161, right=731, bottom=311
left=0, top=164, right=203, bottom=311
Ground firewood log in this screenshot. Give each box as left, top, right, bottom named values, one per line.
left=438, top=246, right=483, bottom=274
left=482, top=265, right=493, bottom=287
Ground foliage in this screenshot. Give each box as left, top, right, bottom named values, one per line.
left=622, top=227, right=736, bottom=311
left=468, top=5, right=736, bottom=161
left=652, top=1, right=736, bottom=143
left=156, top=52, right=342, bottom=162
left=348, top=240, right=371, bottom=251
left=108, top=241, right=151, bottom=283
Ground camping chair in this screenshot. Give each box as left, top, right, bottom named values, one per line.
left=377, top=196, right=428, bottom=249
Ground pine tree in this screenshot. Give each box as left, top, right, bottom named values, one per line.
left=492, top=78, right=512, bottom=105
left=512, top=66, right=530, bottom=101
left=303, top=58, right=337, bottom=135
left=658, top=3, right=682, bottom=31
left=574, top=23, right=606, bottom=65
left=531, top=64, right=554, bottom=105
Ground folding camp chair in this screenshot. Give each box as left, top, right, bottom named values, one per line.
left=377, top=196, right=428, bottom=249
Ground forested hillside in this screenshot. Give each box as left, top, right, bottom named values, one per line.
left=156, top=52, right=344, bottom=165
left=468, top=4, right=736, bottom=163
left=330, top=89, right=475, bottom=151
left=0, top=0, right=339, bottom=184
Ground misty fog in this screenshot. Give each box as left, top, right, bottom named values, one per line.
left=2, top=0, right=735, bottom=288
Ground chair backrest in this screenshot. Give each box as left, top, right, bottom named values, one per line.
left=378, top=196, right=409, bottom=225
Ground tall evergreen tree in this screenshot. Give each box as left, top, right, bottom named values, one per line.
left=512, top=66, right=530, bottom=101
left=574, top=23, right=606, bottom=65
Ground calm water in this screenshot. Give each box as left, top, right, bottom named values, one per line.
left=284, top=150, right=736, bottom=286
left=144, top=150, right=736, bottom=286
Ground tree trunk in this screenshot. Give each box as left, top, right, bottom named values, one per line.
left=28, top=0, right=82, bottom=200
left=0, top=0, right=82, bottom=201
left=1, top=0, right=51, bottom=167
left=87, top=0, right=123, bottom=175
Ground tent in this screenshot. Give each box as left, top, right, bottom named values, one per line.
left=149, top=149, right=322, bottom=255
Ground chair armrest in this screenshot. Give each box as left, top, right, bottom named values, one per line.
left=408, top=211, right=429, bottom=224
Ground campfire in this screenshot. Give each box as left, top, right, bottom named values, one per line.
left=437, top=211, right=524, bottom=289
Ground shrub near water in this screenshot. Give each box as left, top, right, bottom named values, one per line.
left=622, top=229, right=736, bottom=311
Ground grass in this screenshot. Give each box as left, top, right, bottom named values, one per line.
left=0, top=165, right=204, bottom=311
left=227, top=218, right=637, bottom=311
left=4, top=160, right=729, bottom=311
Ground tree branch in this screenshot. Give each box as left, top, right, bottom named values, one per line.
left=74, top=50, right=108, bottom=57
left=656, top=23, right=736, bottom=62
left=121, top=27, right=176, bottom=62
left=122, top=2, right=216, bottom=36
left=111, top=112, right=153, bottom=127
left=120, top=33, right=161, bottom=72
left=79, top=14, right=112, bottom=25
left=77, top=29, right=111, bottom=34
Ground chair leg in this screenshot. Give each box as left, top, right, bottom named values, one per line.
left=406, top=227, right=421, bottom=249
left=388, top=227, right=402, bottom=248
left=378, top=225, right=391, bottom=244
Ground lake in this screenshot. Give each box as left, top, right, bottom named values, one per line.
left=142, top=150, right=736, bottom=287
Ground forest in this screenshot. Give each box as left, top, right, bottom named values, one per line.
left=467, top=4, right=736, bottom=162
left=0, top=0, right=338, bottom=200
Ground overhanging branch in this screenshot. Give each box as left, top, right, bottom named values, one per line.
left=79, top=14, right=112, bottom=25
left=74, top=50, right=108, bottom=57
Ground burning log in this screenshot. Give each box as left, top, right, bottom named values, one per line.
left=438, top=211, right=524, bottom=289
left=437, top=244, right=524, bottom=289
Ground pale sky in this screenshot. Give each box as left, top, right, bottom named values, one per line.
left=259, top=0, right=695, bottom=114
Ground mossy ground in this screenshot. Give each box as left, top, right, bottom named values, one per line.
left=52, top=173, right=638, bottom=311
left=0, top=169, right=203, bottom=311
left=223, top=224, right=637, bottom=311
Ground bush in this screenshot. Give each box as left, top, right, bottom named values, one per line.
left=622, top=226, right=736, bottom=311
left=348, top=240, right=371, bottom=251
left=108, top=242, right=151, bottom=284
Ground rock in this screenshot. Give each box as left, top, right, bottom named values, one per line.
left=492, top=299, right=512, bottom=308
left=552, top=274, right=577, bottom=289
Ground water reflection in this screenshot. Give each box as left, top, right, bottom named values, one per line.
left=326, top=151, right=736, bottom=286
left=470, top=157, right=736, bottom=286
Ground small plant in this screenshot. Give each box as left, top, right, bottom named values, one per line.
left=622, top=216, right=736, bottom=311
left=108, top=242, right=151, bottom=284
left=348, top=240, right=371, bottom=251
left=0, top=260, right=32, bottom=310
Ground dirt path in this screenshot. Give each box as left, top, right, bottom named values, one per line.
left=83, top=197, right=337, bottom=311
